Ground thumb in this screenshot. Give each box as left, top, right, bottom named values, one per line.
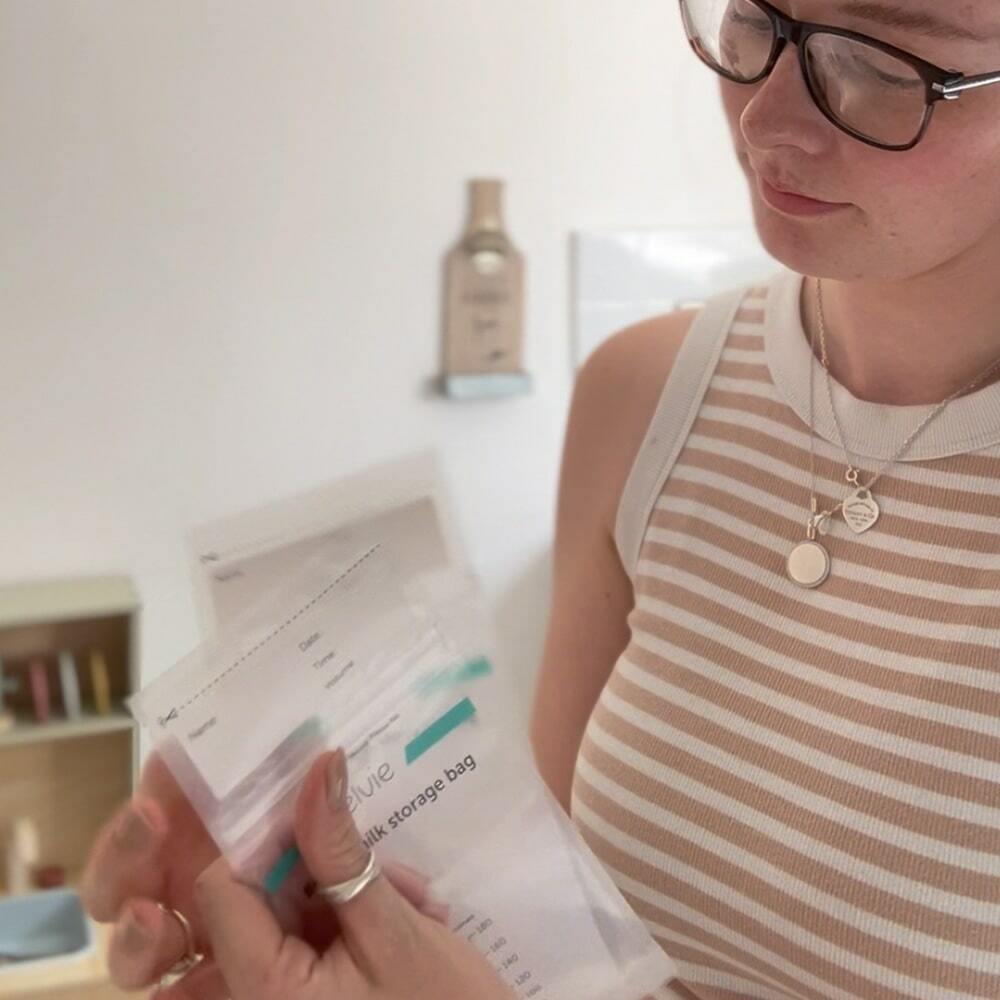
left=295, top=749, right=417, bottom=973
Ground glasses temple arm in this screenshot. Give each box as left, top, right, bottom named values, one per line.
left=934, top=70, right=1000, bottom=99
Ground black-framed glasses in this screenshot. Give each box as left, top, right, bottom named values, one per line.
left=678, top=0, right=1000, bottom=150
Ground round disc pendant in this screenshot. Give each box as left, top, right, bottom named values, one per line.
left=786, top=539, right=831, bottom=589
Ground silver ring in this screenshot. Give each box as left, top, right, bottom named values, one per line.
left=156, top=903, right=205, bottom=987
left=316, top=849, right=382, bottom=905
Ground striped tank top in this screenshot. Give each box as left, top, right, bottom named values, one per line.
left=571, top=266, right=1000, bottom=1000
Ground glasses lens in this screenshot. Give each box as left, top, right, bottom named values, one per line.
left=681, top=0, right=775, bottom=82
left=804, top=33, right=928, bottom=147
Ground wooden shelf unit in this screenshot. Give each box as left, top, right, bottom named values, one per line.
left=0, top=575, right=140, bottom=999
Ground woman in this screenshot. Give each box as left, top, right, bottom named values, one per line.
left=83, top=1, right=1000, bottom=997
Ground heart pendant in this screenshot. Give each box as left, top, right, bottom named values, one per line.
left=843, top=488, right=880, bottom=534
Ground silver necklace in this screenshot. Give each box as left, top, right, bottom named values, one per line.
left=786, top=277, right=1000, bottom=589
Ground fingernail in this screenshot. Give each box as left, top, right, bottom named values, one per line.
left=326, top=748, right=347, bottom=810
left=114, top=806, right=153, bottom=853
left=119, top=909, right=152, bottom=954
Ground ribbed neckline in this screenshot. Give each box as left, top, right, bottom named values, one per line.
left=762, top=267, right=1000, bottom=461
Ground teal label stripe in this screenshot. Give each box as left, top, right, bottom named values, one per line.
left=264, top=845, right=302, bottom=895
left=405, top=697, right=476, bottom=765
left=456, top=656, right=492, bottom=682
left=417, top=656, right=492, bottom=696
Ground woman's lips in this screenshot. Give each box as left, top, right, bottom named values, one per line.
left=757, top=174, right=850, bottom=217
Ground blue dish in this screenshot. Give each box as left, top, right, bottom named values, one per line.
left=0, top=888, right=96, bottom=973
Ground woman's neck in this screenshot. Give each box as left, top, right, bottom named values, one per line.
left=801, top=256, right=1000, bottom=407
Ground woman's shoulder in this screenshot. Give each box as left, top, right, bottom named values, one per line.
left=571, top=307, right=701, bottom=535
left=579, top=306, right=701, bottom=397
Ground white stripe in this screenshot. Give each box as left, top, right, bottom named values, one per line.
left=587, top=708, right=1000, bottom=924
left=601, top=670, right=1000, bottom=866
left=662, top=462, right=1000, bottom=573
left=634, top=552, right=1000, bottom=699
left=721, top=347, right=770, bottom=365
left=574, top=786, right=972, bottom=1000
left=656, top=489, right=1000, bottom=609
left=644, top=522, right=1000, bottom=646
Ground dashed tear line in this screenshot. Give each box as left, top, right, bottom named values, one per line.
left=178, top=544, right=381, bottom=712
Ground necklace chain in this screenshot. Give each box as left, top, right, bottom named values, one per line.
left=807, top=278, right=1000, bottom=531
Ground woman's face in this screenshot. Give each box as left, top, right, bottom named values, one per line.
left=719, top=0, right=1000, bottom=281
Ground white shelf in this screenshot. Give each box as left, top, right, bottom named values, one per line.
left=0, top=710, right=134, bottom=749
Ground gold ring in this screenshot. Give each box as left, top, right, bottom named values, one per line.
left=316, top=849, right=382, bottom=905
left=156, top=903, right=205, bottom=987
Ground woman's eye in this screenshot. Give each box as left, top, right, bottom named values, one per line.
left=729, top=11, right=772, bottom=34
left=848, top=56, right=921, bottom=87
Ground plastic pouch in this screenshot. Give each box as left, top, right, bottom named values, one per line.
left=129, top=544, right=677, bottom=999
left=130, top=544, right=482, bottom=891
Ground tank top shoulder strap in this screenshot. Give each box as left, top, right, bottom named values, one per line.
left=614, top=283, right=751, bottom=583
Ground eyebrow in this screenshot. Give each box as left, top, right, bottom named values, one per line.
left=838, top=2, right=985, bottom=42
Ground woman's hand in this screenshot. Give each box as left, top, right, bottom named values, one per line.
left=81, top=752, right=231, bottom=995
left=162, top=748, right=516, bottom=1000
left=81, top=751, right=451, bottom=996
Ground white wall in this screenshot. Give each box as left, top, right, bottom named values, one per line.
left=0, top=1, right=751, bottom=724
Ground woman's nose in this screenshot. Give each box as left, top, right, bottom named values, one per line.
left=739, top=43, right=831, bottom=155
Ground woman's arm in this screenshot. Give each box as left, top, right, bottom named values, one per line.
left=529, top=308, right=698, bottom=811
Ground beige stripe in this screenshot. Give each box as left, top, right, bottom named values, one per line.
left=733, top=307, right=766, bottom=325
left=724, top=333, right=765, bottom=353
left=575, top=769, right=960, bottom=999
left=575, top=756, right=1000, bottom=1000
left=715, top=359, right=774, bottom=384
left=591, top=690, right=1000, bottom=907
left=722, top=327, right=763, bottom=357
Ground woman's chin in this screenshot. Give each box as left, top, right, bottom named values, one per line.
left=749, top=188, right=839, bottom=273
